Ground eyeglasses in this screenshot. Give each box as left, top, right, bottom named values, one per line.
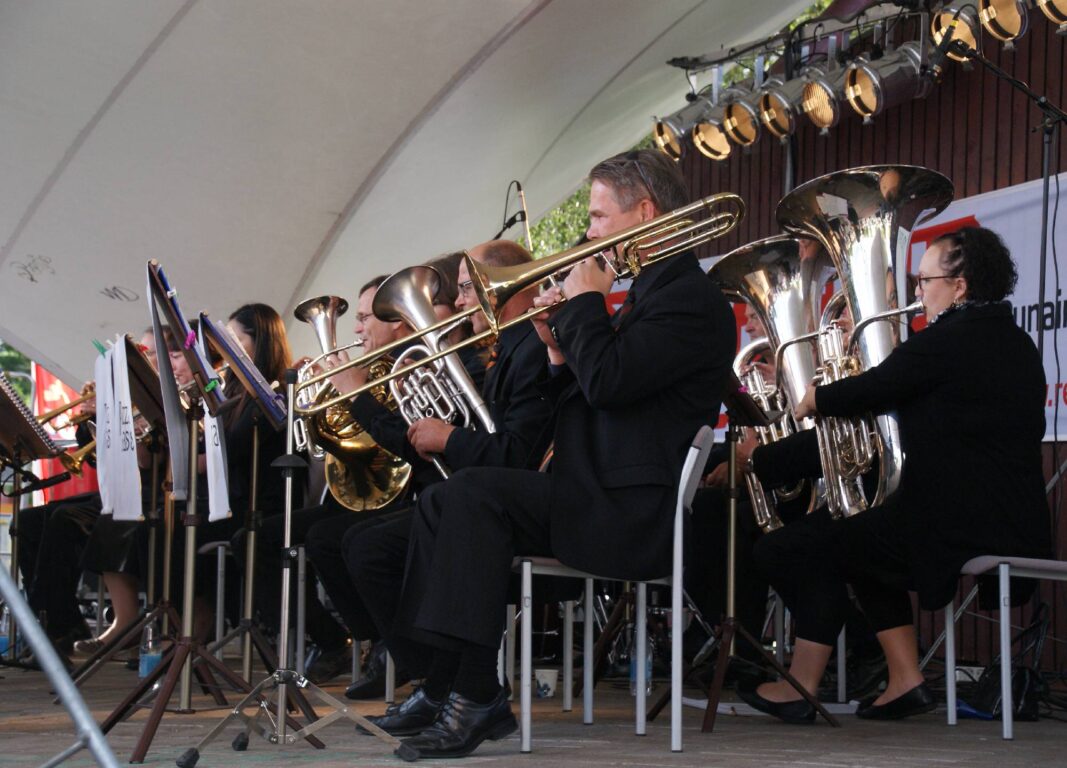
left=623, top=151, right=659, bottom=211
left=457, top=280, right=475, bottom=296
left=917, top=274, right=958, bottom=287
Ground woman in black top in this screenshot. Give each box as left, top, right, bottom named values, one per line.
left=744, top=227, right=1052, bottom=723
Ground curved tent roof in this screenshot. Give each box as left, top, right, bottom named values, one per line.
left=0, top=0, right=809, bottom=382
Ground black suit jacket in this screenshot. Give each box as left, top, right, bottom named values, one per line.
left=545, top=253, right=736, bottom=581
left=816, top=302, right=1052, bottom=609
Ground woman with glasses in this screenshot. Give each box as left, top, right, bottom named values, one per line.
left=742, top=226, right=1052, bottom=723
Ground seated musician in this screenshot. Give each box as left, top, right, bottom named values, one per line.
left=366, top=150, right=735, bottom=760
left=336, top=238, right=555, bottom=704
left=743, top=227, right=1053, bottom=723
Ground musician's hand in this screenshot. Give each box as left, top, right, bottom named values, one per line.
left=562, top=255, right=613, bottom=298
left=78, top=381, right=96, bottom=416
left=795, top=384, right=818, bottom=420
left=325, top=349, right=367, bottom=395
left=703, top=432, right=757, bottom=489
left=407, top=418, right=455, bottom=461
left=741, top=361, right=776, bottom=386
left=293, top=355, right=314, bottom=372
left=532, top=287, right=566, bottom=365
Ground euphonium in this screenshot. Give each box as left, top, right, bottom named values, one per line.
left=709, top=235, right=837, bottom=528
left=372, top=265, right=496, bottom=479
left=776, top=164, right=953, bottom=517
left=293, top=295, right=411, bottom=512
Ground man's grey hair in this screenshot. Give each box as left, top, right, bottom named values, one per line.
left=588, top=149, right=689, bottom=214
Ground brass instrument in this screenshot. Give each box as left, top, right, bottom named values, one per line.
left=37, top=387, right=95, bottom=429
left=732, top=339, right=785, bottom=532
left=293, top=295, right=411, bottom=512
left=709, top=234, right=836, bottom=528
left=295, top=191, right=745, bottom=415
left=373, top=265, right=496, bottom=479
left=775, top=164, right=953, bottom=517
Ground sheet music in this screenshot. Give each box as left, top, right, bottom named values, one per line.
left=148, top=267, right=189, bottom=501
left=0, top=372, right=58, bottom=458
left=111, top=336, right=143, bottom=521
left=94, top=349, right=115, bottom=514
left=197, top=328, right=230, bottom=522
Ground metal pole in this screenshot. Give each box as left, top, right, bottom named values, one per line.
left=178, top=406, right=200, bottom=711
left=296, top=546, right=307, bottom=677
left=146, top=448, right=160, bottom=607
left=6, top=454, right=22, bottom=659
left=726, top=426, right=738, bottom=655
left=162, top=468, right=175, bottom=637
left=276, top=372, right=298, bottom=742
left=241, top=420, right=259, bottom=683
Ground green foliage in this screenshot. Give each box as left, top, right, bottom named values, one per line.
left=0, top=340, right=32, bottom=403
left=724, top=0, right=835, bottom=87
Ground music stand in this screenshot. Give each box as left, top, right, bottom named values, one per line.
left=0, top=371, right=62, bottom=667
left=178, top=368, right=399, bottom=768
left=97, top=264, right=294, bottom=764
left=695, top=373, right=838, bottom=730
left=66, top=336, right=182, bottom=692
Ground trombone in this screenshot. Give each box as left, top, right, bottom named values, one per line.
left=295, top=191, right=744, bottom=416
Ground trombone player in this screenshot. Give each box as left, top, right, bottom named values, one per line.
left=384, top=149, right=737, bottom=760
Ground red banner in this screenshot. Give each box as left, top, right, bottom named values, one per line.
left=32, top=363, right=98, bottom=501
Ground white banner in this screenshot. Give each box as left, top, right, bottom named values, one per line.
left=907, top=172, right=1067, bottom=442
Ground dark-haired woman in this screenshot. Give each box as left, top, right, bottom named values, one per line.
left=743, top=227, right=1052, bottom=723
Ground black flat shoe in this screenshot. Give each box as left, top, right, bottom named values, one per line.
left=856, top=681, right=936, bottom=720
left=345, top=642, right=411, bottom=700
left=737, top=686, right=816, bottom=725
left=361, top=687, right=443, bottom=737
left=395, top=689, right=516, bottom=761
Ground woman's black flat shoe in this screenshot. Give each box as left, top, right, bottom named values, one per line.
left=738, top=686, right=816, bottom=724
left=856, top=682, right=937, bottom=720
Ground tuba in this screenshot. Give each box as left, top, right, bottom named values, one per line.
left=775, top=164, right=953, bottom=517
left=372, top=265, right=496, bottom=479
left=709, top=235, right=837, bottom=529
left=294, top=296, right=411, bottom=512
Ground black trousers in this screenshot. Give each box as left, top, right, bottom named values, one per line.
left=13, top=493, right=101, bottom=638
left=394, top=467, right=553, bottom=654
left=232, top=496, right=350, bottom=651
left=753, top=503, right=913, bottom=646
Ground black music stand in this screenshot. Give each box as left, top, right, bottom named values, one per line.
left=66, top=336, right=182, bottom=692
left=178, top=369, right=398, bottom=768
left=696, top=374, right=838, bottom=731
left=0, top=371, right=64, bottom=669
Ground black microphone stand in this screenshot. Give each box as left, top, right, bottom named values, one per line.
left=949, top=39, right=1067, bottom=359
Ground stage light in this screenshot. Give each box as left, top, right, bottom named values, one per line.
left=1035, top=0, right=1067, bottom=29
left=844, top=42, right=931, bottom=123
left=978, top=0, right=1029, bottom=48
left=931, top=6, right=981, bottom=62
left=723, top=87, right=761, bottom=147
left=693, top=105, right=732, bottom=160
left=801, top=65, right=848, bottom=132
left=758, top=77, right=809, bottom=140
left=653, top=97, right=714, bottom=159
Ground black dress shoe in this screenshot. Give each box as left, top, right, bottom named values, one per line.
left=305, top=643, right=352, bottom=685
left=361, top=687, right=443, bottom=736
left=856, top=682, right=936, bottom=720
left=344, top=642, right=412, bottom=700
left=394, top=689, right=517, bottom=761
left=737, top=686, right=816, bottom=724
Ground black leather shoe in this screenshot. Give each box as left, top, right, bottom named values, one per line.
left=856, top=682, right=936, bottom=720
left=345, top=643, right=411, bottom=700
left=305, top=643, right=352, bottom=685
left=394, top=689, right=517, bottom=761
left=361, top=687, right=443, bottom=737
left=737, top=686, right=816, bottom=724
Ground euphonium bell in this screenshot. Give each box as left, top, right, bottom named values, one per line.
left=294, top=295, right=411, bottom=513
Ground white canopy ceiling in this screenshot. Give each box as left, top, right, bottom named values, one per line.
left=0, top=0, right=809, bottom=383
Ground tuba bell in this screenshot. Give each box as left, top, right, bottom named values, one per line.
left=372, top=265, right=496, bottom=479
left=709, top=235, right=837, bottom=529
left=775, top=164, right=953, bottom=517
left=294, top=295, right=411, bottom=512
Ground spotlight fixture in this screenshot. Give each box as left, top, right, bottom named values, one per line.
left=931, top=6, right=981, bottom=62
left=757, top=76, right=809, bottom=140
left=978, top=0, right=1029, bottom=48
left=693, top=105, right=733, bottom=160
left=801, top=65, right=849, bottom=132
left=722, top=87, right=761, bottom=147
left=653, top=96, right=713, bottom=159
left=844, top=42, right=931, bottom=123
left=1035, top=0, right=1067, bottom=30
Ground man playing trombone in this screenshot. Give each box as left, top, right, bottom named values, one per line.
left=385, top=149, right=737, bottom=760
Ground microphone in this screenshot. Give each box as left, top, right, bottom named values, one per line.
left=20, top=471, right=72, bottom=495
left=516, top=181, right=533, bottom=251
left=926, top=7, right=963, bottom=82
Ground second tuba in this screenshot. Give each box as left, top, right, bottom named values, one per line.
left=294, top=296, right=411, bottom=512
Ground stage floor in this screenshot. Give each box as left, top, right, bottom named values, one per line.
left=0, top=659, right=1062, bottom=768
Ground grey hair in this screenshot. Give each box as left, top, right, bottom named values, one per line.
left=588, top=149, right=689, bottom=214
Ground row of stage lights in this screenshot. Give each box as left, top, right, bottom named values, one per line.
left=654, top=0, right=1067, bottom=161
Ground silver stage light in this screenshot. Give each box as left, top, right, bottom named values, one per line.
left=844, top=42, right=932, bottom=123
left=801, top=65, right=849, bottom=132
left=723, top=87, right=761, bottom=147
left=758, top=76, right=809, bottom=140
left=653, top=97, right=714, bottom=160
left=693, top=105, right=733, bottom=160
left=1036, top=0, right=1067, bottom=32
left=978, top=0, right=1029, bottom=49
left=931, top=6, right=981, bottom=62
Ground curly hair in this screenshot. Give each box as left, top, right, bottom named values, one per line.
left=931, top=226, right=1018, bottom=303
